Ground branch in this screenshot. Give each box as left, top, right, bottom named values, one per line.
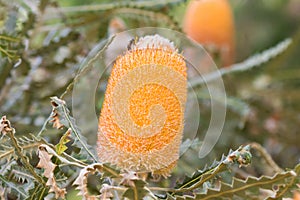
left=250, top=142, right=283, bottom=173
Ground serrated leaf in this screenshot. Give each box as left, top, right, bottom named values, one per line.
left=55, top=128, right=71, bottom=155
left=174, top=145, right=252, bottom=192
left=267, top=164, right=300, bottom=199
left=11, top=166, right=35, bottom=184
left=0, top=134, right=41, bottom=163
left=0, top=175, right=28, bottom=198
left=100, top=184, right=114, bottom=200
left=25, top=183, right=48, bottom=200
left=50, top=96, right=97, bottom=162
left=0, top=134, right=43, bottom=163
left=73, top=163, right=120, bottom=200
left=122, top=179, right=149, bottom=200
left=189, top=38, right=292, bottom=87
left=0, top=160, right=16, bottom=176
left=37, top=145, right=66, bottom=199
left=121, top=171, right=149, bottom=200
left=172, top=164, right=300, bottom=200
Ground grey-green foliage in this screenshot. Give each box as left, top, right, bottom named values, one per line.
left=122, top=179, right=150, bottom=200
left=0, top=98, right=299, bottom=199
left=168, top=147, right=299, bottom=199
left=0, top=134, right=42, bottom=163
left=187, top=164, right=300, bottom=199
left=49, top=96, right=97, bottom=163
left=0, top=0, right=299, bottom=199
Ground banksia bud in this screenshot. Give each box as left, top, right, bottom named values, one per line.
left=97, top=35, right=187, bottom=177
left=183, top=0, right=235, bottom=66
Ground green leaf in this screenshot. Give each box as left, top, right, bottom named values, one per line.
left=121, top=172, right=150, bottom=200
left=189, top=38, right=292, bottom=87
left=0, top=134, right=43, bottom=163
left=267, top=164, right=300, bottom=199
left=49, top=0, right=186, bottom=14
left=0, top=175, right=28, bottom=199
left=25, top=183, right=48, bottom=200
left=73, top=163, right=120, bottom=199
left=174, top=146, right=252, bottom=192
left=169, top=163, right=300, bottom=200
left=10, top=165, right=35, bottom=184
left=50, top=96, right=97, bottom=162
left=0, top=34, right=20, bottom=61
left=191, top=164, right=300, bottom=199
left=123, top=179, right=149, bottom=200
left=31, top=31, right=79, bottom=56
left=55, top=128, right=71, bottom=155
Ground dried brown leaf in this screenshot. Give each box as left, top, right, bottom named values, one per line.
left=99, top=184, right=113, bottom=200
left=0, top=116, right=13, bottom=135
left=37, top=145, right=66, bottom=199
left=73, top=163, right=103, bottom=200
left=37, top=146, right=56, bottom=177
left=120, top=171, right=149, bottom=200
left=50, top=99, right=65, bottom=129
left=120, top=171, right=139, bottom=188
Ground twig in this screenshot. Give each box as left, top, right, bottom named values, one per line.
left=275, top=174, right=297, bottom=198
left=177, top=163, right=227, bottom=193
left=250, top=142, right=283, bottom=173
left=37, top=114, right=53, bottom=137
left=59, top=101, right=98, bottom=162
left=39, top=144, right=86, bottom=168
left=0, top=140, right=42, bottom=161
left=106, top=185, right=127, bottom=192
left=147, top=186, right=177, bottom=193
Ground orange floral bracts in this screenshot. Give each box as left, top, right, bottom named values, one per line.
left=97, top=35, right=187, bottom=176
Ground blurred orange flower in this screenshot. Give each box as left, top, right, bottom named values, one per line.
left=183, top=0, right=235, bottom=66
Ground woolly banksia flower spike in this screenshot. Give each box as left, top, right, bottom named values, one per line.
left=97, top=34, right=187, bottom=177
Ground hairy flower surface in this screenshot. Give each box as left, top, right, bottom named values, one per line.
left=97, top=35, right=187, bottom=176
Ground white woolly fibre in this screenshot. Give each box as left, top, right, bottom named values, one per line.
left=132, top=34, right=176, bottom=51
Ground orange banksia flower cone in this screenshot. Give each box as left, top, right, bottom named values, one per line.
left=97, top=35, right=187, bottom=177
